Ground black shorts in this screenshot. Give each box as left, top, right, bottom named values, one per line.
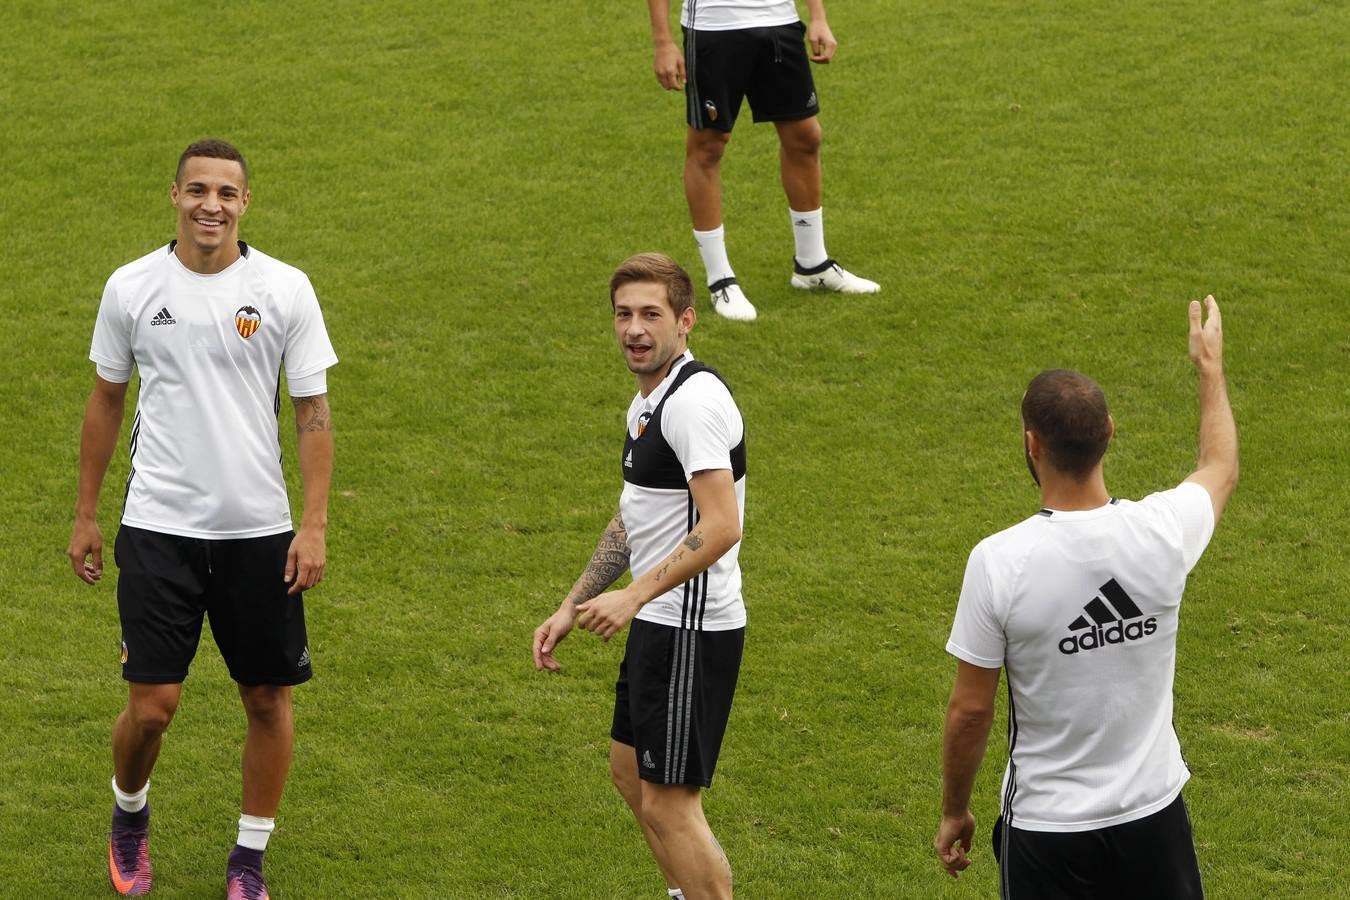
left=611, top=619, right=744, bottom=788
left=992, top=793, right=1204, bottom=899
left=684, top=23, right=820, bottom=132
left=114, top=526, right=313, bottom=686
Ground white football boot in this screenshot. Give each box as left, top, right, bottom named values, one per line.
left=790, top=258, right=880, bottom=294
left=709, top=277, right=757, bottom=321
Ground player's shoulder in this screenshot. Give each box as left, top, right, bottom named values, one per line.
left=243, top=244, right=311, bottom=286
left=967, top=511, right=1052, bottom=574
left=107, top=244, right=172, bottom=289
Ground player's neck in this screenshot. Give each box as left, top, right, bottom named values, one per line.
left=1038, top=470, right=1111, bottom=511
left=174, top=238, right=241, bottom=275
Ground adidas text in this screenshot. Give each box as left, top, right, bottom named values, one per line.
left=1059, top=617, right=1157, bottom=655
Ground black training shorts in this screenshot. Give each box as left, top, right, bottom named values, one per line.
left=611, top=618, right=744, bottom=788
left=992, top=793, right=1205, bottom=899
left=114, top=525, right=313, bottom=686
left=684, top=22, right=820, bottom=132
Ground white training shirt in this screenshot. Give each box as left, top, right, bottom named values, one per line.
left=682, top=0, right=799, bottom=31
left=89, top=243, right=338, bottom=540
left=946, top=483, right=1215, bottom=832
left=621, top=353, right=747, bottom=631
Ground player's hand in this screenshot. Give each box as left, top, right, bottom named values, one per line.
left=533, top=607, right=576, bottom=671
left=67, top=518, right=104, bottom=584
left=806, top=20, right=838, bottom=63
left=653, top=40, right=686, bottom=90
left=1188, top=294, right=1223, bottom=374
left=575, top=588, right=642, bottom=641
left=934, top=811, right=976, bottom=878
left=284, top=526, right=326, bottom=595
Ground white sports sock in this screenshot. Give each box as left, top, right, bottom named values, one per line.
left=693, top=226, right=736, bottom=286
left=667, top=890, right=686, bottom=900
left=790, top=207, right=828, bottom=268
left=237, top=814, right=276, bottom=851
left=112, top=775, right=149, bottom=814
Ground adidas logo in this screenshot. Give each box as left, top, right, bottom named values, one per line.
left=1058, top=578, right=1157, bottom=655
left=641, top=750, right=656, bottom=770
left=297, top=647, right=311, bottom=668
left=624, top=449, right=633, bottom=468
left=150, top=307, right=176, bottom=326
left=794, top=218, right=811, bottom=226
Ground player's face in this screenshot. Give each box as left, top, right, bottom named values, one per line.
left=171, top=156, right=249, bottom=258
left=614, top=281, right=695, bottom=390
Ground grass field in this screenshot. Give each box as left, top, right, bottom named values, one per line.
left=2, top=0, right=1347, bottom=896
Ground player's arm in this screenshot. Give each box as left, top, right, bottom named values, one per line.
left=802, top=0, right=838, bottom=63
left=576, top=468, right=740, bottom=640
left=1183, top=296, right=1238, bottom=523
left=286, top=392, right=334, bottom=595
left=648, top=0, right=686, bottom=90
left=934, top=660, right=1000, bottom=879
left=533, top=511, right=631, bottom=671
left=68, top=375, right=129, bottom=584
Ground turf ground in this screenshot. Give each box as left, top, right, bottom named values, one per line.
left=1, top=0, right=1347, bottom=896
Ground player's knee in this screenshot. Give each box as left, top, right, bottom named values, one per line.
left=239, top=685, right=291, bottom=725
left=687, top=131, right=730, bottom=168
left=783, top=121, right=821, bottom=158
left=640, top=787, right=697, bottom=835
left=128, top=697, right=177, bottom=735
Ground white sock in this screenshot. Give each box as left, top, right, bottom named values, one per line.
left=667, top=890, right=686, bottom=900
left=790, top=207, right=828, bottom=268
left=237, top=814, right=276, bottom=851
left=112, top=775, right=148, bottom=814
left=693, top=226, right=736, bottom=286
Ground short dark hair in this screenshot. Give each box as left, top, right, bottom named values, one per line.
left=609, top=253, right=694, bottom=315
left=176, top=139, right=249, bottom=185
left=1021, top=369, right=1112, bottom=478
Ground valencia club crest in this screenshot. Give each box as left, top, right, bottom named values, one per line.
left=235, top=306, right=261, bottom=339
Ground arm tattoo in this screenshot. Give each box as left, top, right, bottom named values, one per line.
left=293, top=394, right=333, bottom=434
left=569, top=512, right=631, bottom=605
left=683, top=534, right=704, bottom=551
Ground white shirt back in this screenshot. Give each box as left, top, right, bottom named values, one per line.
left=89, top=244, right=338, bottom=539
left=946, top=483, right=1215, bottom=832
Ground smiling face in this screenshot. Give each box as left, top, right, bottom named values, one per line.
left=171, top=155, right=249, bottom=273
left=613, top=280, right=696, bottom=395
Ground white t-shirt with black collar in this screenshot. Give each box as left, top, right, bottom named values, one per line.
left=89, top=242, right=338, bottom=540
left=946, top=483, right=1215, bottom=832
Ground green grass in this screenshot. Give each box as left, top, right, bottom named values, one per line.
left=2, top=0, right=1347, bottom=896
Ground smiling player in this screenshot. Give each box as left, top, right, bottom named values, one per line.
left=68, top=139, right=338, bottom=898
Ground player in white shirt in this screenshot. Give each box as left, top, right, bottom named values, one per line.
left=534, top=253, right=746, bottom=900
left=934, top=297, right=1238, bottom=898
left=67, top=140, right=337, bottom=900
left=648, top=0, right=879, bottom=321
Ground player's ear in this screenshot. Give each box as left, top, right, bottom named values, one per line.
left=680, top=305, right=697, bottom=334
left=170, top=182, right=180, bottom=206
left=1106, top=414, right=1116, bottom=442
left=240, top=189, right=251, bottom=216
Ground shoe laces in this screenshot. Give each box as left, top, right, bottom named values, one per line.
left=111, top=821, right=149, bottom=869
left=229, top=864, right=268, bottom=899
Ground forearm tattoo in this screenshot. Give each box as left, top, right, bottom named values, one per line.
left=654, top=530, right=704, bottom=584
left=570, top=512, right=631, bottom=605
left=294, top=394, right=333, bottom=434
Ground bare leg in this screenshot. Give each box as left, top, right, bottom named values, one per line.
left=641, top=782, right=732, bottom=900
left=685, top=128, right=733, bottom=231
left=113, top=683, right=182, bottom=792
left=238, top=684, right=294, bottom=817
left=611, top=740, right=681, bottom=891
left=774, top=116, right=823, bottom=211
